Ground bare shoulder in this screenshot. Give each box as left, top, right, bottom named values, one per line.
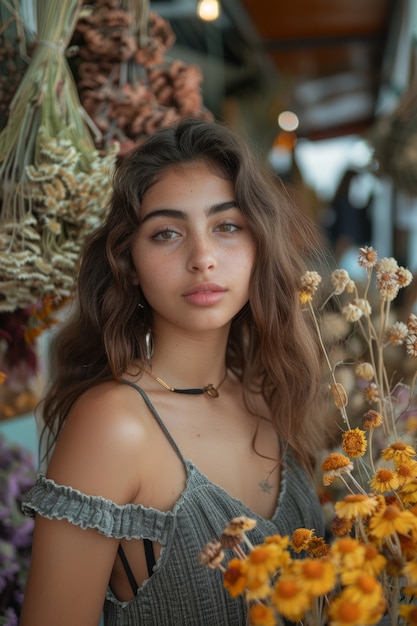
left=46, top=380, right=150, bottom=504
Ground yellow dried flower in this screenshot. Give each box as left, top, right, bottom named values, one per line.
left=328, top=592, right=370, bottom=626
left=369, top=468, right=400, bottom=493
left=342, top=428, right=367, bottom=457
left=330, top=382, right=348, bottom=409
left=330, top=515, right=353, bottom=537
left=369, top=504, right=417, bottom=540
left=271, top=575, right=312, bottom=622
left=299, top=270, right=322, bottom=304
left=358, top=245, right=377, bottom=268
left=248, top=604, right=276, bottom=626
left=399, top=604, right=417, bottom=625
left=331, top=537, right=366, bottom=569
left=305, top=536, right=331, bottom=558
left=223, top=558, right=247, bottom=597
left=321, top=453, right=351, bottom=471
left=398, top=479, right=417, bottom=505
left=343, top=572, right=384, bottom=606
left=362, top=409, right=383, bottom=430
left=292, top=557, right=336, bottom=597
left=355, top=362, right=374, bottom=381
left=246, top=543, right=288, bottom=584
left=291, top=528, right=314, bottom=553
left=321, top=453, right=353, bottom=486
left=335, top=493, right=378, bottom=519
left=381, top=441, right=416, bottom=464
left=396, top=460, right=417, bottom=485
left=361, top=544, right=387, bottom=577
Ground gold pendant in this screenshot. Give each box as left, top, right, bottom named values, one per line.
left=204, top=384, right=219, bottom=398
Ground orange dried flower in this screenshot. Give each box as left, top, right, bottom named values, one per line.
left=342, top=428, right=367, bottom=458
left=362, top=409, right=383, bottom=430
left=291, top=528, right=314, bottom=553
left=224, top=516, right=257, bottom=536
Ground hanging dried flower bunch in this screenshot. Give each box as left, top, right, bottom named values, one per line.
left=0, top=0, right=118, bottom=316
left=69, top=0, right=213, bottom=154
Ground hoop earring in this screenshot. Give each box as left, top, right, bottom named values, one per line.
left=145, top=330, right=154, bottom=362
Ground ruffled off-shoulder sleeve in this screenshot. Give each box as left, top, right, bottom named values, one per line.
left=21, top=474, right=174, bottom=541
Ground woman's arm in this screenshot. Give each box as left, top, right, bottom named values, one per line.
left=20, top=517, right=119, bottom=626
left=20, top=382, right=146, bottom=626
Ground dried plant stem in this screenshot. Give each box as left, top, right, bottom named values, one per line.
left=308, top=301, right=351, bottom=428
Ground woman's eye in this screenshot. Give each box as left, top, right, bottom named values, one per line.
left=152, top=229, right=180, bottom=240
left=215, top=223, right=239, bottom=233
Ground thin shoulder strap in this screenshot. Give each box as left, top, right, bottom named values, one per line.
left=121, top=379, right=186, bottom=464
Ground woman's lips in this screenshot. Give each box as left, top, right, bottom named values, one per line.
left=182, top=283, right=226, bottom=305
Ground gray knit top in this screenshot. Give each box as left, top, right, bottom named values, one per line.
left=22, top=382, right=324, bottom=626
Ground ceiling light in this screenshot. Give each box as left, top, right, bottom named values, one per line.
left=278, top=111, right=299, bottom=132
left=197, top=0, right=220, bottom=21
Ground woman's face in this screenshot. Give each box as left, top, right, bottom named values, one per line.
left=131, top=162, right=256, bottom=336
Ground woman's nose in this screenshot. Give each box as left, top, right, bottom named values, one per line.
left=187, top=235, right=217, bottom=272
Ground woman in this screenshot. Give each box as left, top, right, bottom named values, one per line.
left=21, top=118, right=326, bottom=625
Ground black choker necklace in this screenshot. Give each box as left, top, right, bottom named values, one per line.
left=147, top=370, right=227, bottom=398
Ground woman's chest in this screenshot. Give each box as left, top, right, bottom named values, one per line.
left=137, top=408, right=281, bottom=520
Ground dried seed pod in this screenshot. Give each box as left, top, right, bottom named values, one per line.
left=330, top=383, right=348, bottom=409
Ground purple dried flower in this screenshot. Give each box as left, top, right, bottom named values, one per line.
left=0, top=435, right=36, bottom=621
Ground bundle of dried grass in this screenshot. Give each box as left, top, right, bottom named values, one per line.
left=0, top=0, right=117, bottom=315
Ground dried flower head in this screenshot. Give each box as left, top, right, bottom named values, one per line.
left=299, top=270, right=322, bottom=304
left=407, top=313, right=417, bottom=334
left=335, top=494, right=379, bottom=520
left=342, top=428, right=367, bottom=457
left=341, top=301, right=364, bottom=322
left=405, top=334, right=417, bottom=358
left=321, top=453, right=354, bottom=486
left=385, top=321, right=408, bottom=346
left=291, top=528, right=315, bottom=553
left=224, top=516, right=257, bottom=536
left=369, top=468, right=400, bottom=493
left=198, top=540, right=225, bottom=569
left=363, top=382, right=381, bottom=404
left=362, top=409, right=383, bottom=430
left=330, top=515, right=353, bottom=537
left=397, top=266, right=413, bottom=288
left=330, top=269, right=351, bottom=295
left=358, top=245, right=377, bottom=268
left=381, top=441, right=416, bottom=464
left=355, top=362, right=374, bottom=381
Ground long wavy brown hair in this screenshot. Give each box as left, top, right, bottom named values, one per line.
left=41, top=118, right=326, bottom=471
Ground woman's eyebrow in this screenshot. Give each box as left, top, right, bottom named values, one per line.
left=141, top=200, right=238, bottom=224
